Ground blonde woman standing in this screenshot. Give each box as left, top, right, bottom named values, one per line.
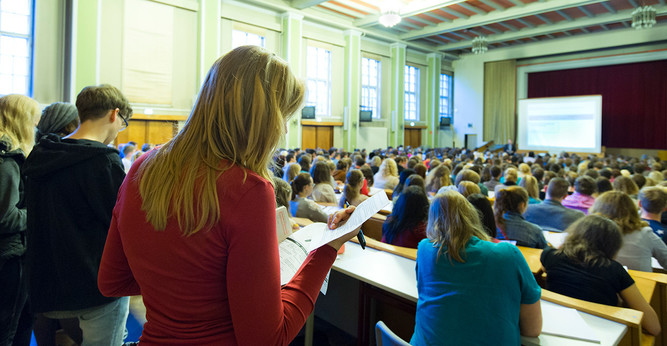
left=98, top=46, right=357, bottom=344
left=0, top=95, right=40, bottom=345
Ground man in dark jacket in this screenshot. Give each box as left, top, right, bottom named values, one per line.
left=24, top=84, right=132, bottom=345
left=524, top=178, right=585, bottom=232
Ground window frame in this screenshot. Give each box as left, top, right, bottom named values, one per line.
left=403, top=65, right=420, bottom=121
left=0, top=0, right=35, bottom=96
left=360, top=56, right=381, bottom=120
left=305, top=45, right=332, bottom=117
left=439, top=72, right=453, bottom=123
left=231, top=29, right=266, bottom=49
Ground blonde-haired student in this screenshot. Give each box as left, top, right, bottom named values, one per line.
left=0, top=94, right=40, bottom=345
left=411, top=190, right=542, bottom=345
left=98, top=46, right=358, bottom=344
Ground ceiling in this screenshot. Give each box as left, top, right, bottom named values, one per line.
left=279, top=0, right=667, bottom=58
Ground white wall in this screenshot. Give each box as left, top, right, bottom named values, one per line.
left=452, top=24, right=667, bottom=148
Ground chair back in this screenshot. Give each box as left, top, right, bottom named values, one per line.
left=375, top=321, right=410, bottom=346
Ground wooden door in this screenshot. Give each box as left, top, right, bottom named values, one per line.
left=301, top=125, right=333, bottom=150
left=404, top=128, right=422, bottom=148
left=302, top=125, right=317, bottom=150
left=315, top=126, right=333, bottom=150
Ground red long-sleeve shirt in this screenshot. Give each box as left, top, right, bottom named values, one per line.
left=98, top=156, right=336, bottom=345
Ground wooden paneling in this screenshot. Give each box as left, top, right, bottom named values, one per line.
left=316, top=126, right=333, bottom=150
left=114, top=120, right=177, bottom=147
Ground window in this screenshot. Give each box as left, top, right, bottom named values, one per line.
left=361, top=57, right=380, bottom=119
left=0, top=0, right=33, bottom=95
left=305, top=46, right=331, bottom=117
left=404, top=65, right=420, bottom=121
left=231, top=30, right=265, bottom=49
left=439, top=73, right=452, bottom=120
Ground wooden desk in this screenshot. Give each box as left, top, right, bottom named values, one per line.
left=518, top=246, right=665, bottom=346
left=315, top=242, right=633, bottom=346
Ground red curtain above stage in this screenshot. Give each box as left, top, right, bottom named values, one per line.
left=526, top=59, right=667, bottom=149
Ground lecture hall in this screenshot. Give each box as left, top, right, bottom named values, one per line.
left=1, top=0, right=667, bottom=345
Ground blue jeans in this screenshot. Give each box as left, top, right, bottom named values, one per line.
left=44, top=297, right=130, bottom=346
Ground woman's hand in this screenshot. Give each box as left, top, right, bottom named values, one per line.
left=326, top=206, right=360, bottom=251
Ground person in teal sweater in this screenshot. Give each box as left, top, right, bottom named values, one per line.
left=411, top=190, right=542, bottom=345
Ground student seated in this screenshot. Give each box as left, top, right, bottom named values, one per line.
left=494, top=186, right=547, bottom=249
left=519, top=175, right=541, bottom=204
left=524, top=178, right=584, bottom=232
left=494, top=167, right=518, bottom=194
left=590, top=191, right=667, bottom=272
left=310, top=161, right=336, bottom=203
left=457, top=181, right=480, bottom=197
left=338, top=169, right=368, bottom=208
left=381, top=186, right=428, bottom=249
left=540, top=215, right=661, bottom=336
left=639, top=186, right=667, bottom=243
left=373, top=158, right=399, bottom=190
left=467, top=193, right=497, bottom=238
left=289, top=173, right=329, bottom=223
left=613, top=176, right=640, bottom=199
left=411, top=190, right=542, bottom=345
left=562, top=176, right=597, bottom=214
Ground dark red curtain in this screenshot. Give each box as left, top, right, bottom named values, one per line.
left=527, top=59, right=667, bottom=149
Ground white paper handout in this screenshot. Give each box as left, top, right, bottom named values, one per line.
left=540, top=301, right=601, bottom=343
left=278, top=223, right=329, bottom=293
left=309, top=192, right=390, bottom=251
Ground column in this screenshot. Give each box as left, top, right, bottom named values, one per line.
left=197, top=0, right=221, bottom=85
left=343, top=30, right=361, bottom=151
left=389, top=43, right=406, bottom=147
left=426, top=53, right=442, bottom=148
left=281, top=12, right=304, bottom=149
left=71, top=0, right=101, bottom=98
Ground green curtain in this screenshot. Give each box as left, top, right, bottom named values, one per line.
left=483, top=59, right=516, bottom=145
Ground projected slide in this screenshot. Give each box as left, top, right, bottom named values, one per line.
left=518, top=95, right=602, bottom=153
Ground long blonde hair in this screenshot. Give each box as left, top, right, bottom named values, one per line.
left=138, top=46, right=304, bottom=236
left=0, top=94, right=40, bottom=155
left=427, top=190, right=490, bottom=263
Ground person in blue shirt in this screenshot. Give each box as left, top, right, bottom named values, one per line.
left=411, top=190, right=542, bottom=345
left=494, top=186, right=547, bottom=248
left=639, top=186, right=667, bottom=244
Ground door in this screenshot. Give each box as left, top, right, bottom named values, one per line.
left=302, top=125, right=333, bottom=150
left=404, top=128, right=422, bottom=148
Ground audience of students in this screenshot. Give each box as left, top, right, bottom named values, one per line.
left=540, top=215, right=661, bottom=336
left=411, top=190, right=542, bottom=345
left=590, top=191, right=667, bottom=272
left=0, top=94, right=41, bottom=345
left=494, top=186, right=547, bottom=248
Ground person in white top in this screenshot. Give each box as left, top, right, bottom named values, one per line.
left=590, top=191, right=667, bottom=272
left=373, top=158, right=399, bottom=191
left=121, top=144, right=136, bottom=173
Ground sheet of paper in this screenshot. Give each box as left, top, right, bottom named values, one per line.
left=319, top=204, right=342, bottom=215
left=278, top=223, right=327, bottom=289
left=309, top=192, right=390, bottom=251
left=540, top=301, right=601, bottom=343
left=543, top=231, right=567, bottom=249
left=276, top=206, right=292, bottom=243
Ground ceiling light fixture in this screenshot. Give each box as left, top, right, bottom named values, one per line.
left=472, top=36, right=488, bottom=55
left=631, top=5, right=656, bottom=29
left=379, top=1, right=402, bottom=27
